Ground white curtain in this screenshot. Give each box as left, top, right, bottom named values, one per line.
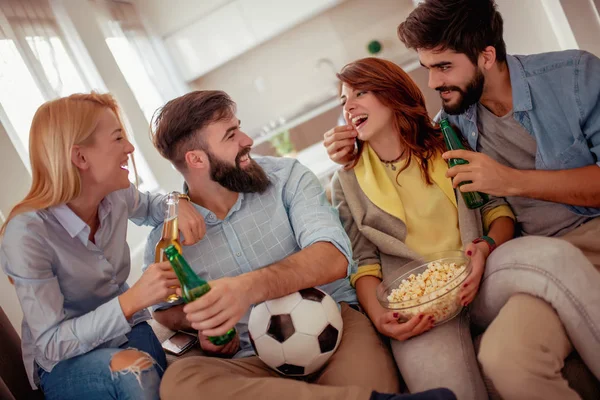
left=93, top=0, right=187, bottom=119
left=0, top=0, right=88, bottom=98
left=0, top=0, right=88, bottom=164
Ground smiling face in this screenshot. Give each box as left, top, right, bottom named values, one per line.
left=201, top=115, right=270, bottom=193
left=419, top=48, right=485, bottom=115
left=340, top=83, right=394, bottom=142
left=77, top=107, right=134, bottom=194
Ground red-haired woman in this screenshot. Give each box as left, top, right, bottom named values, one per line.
left=326, top=58, right=516, bottom=399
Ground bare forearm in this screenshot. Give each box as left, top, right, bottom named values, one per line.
left=511, top=165, right=600, bottom=207
left=152, top=305, right=193, bottom=332
left=242, top=242, right=347, bottom=305
left=355, top=275, right=385, bottom=323
left=487, top=216, right=515, bottom=248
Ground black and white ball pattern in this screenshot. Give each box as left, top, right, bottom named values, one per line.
left=248, top=288, right=343, bottom=376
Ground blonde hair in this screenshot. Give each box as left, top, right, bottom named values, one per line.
left=0, top=92, right=138, bottom=236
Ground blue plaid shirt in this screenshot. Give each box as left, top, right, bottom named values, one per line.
left=143, top=156, right=357, bottom=357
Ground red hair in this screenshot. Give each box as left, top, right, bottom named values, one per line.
left=338, top=57, right=445, bottom=184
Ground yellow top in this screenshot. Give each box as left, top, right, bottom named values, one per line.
left=349, top=143, right=514, bottom=286
left=383, top=152, right=462, bottom=256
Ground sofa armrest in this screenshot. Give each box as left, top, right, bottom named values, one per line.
left=0, top=307, right=43, bottom=399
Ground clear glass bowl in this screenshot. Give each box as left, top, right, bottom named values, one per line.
left=376, top=250, right=471, bottom=326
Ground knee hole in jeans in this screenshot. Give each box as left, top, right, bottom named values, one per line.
left=109, top=349, right=154, bottom=372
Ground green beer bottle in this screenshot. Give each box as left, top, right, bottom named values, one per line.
left=164, top=244, right=236, bottom=346
left=439, top=119, right=489, bottom=209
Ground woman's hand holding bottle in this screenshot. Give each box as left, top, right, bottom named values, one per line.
left=119, top=261, right=180, bottom=318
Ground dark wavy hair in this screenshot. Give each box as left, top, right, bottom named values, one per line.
left=338, top=57, right=445, bottom=184
left=397, top=0, right=506, bottom=65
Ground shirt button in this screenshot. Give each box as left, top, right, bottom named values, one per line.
left=471, top=131, right=476, bottom=137
left=207, top=214, right=215, bottom=221
left=97, top=255, right=103, bottom=260
left=236, top=252, right=241, bottom=257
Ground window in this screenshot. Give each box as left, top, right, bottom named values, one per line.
left=104, top=35, right=164, bottom=123
left=0, top=0, right=88, bottom=162
left=26, top=36, right=87, bottom=97
left=0, top=38, right=45, bottom=166
left=93, top=0, right=187, bottom=123
left=0, top=0, right=159, bottom=191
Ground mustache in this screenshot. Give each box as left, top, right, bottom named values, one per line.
left=436, top=86, right=463, bottom=93
left=235, top=146, right=252, bottom=165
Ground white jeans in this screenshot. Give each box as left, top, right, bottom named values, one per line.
left=471, top=235, right=600, bottom=399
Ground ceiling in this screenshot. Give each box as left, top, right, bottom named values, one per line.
left=133, top=0, right=233, bottom=37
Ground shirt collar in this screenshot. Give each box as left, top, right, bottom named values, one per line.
left=506, top=54, right=533, bottom=112
left=49, top=197, right=113, bottom=244
left=183, top=182, right=244, bottom=224
left=50, top=204, right=89, bottom=242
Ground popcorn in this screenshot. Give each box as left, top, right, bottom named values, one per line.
left=386, top=259, right=468, bottom=323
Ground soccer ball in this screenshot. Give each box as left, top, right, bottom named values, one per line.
left=248, top=287, right=343, bottom=376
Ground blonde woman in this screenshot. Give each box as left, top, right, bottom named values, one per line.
left=0, top=93, right=204, bottom=400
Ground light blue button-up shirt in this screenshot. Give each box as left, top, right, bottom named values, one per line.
left=143, top=156, right=357, bottom=358
left=0, top=185, right=167, bottom=388
left=440, top=50, right=600, bottom=217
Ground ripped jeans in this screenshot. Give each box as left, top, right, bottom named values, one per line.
left=38, top=322, right=167, bottom=400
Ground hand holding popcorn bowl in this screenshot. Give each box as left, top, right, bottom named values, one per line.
left=376, top=250, right=471, bottom=326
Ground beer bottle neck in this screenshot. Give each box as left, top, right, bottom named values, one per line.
left=171, top=254, right=208, bottom=288
left=440, top=123, right=465, bottom=151
left=161, top=195, right=179, bottom=240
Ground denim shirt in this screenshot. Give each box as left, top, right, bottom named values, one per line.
left=440, top=50, right=600, bottom=217
left=0, top=185, right=167, bottom=388
left=143, top=156, right=357, bottom=358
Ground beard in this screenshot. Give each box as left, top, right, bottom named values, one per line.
left=206, top=147, right=271, bottom=194
left=437, top=68, right=485, bottom=115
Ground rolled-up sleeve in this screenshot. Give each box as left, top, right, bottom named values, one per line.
left=1, top=217, right=131, bottom=367
left=121, top=184, right=167, bottom=227
left=283, top=161, right=353, bottom=276
left=480, top=195, right=515, bottom=233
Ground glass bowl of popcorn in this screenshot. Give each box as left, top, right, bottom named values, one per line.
left=376, top=250, right=471, bottom=326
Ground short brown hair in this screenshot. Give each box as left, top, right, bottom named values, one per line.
left=152, top=90, right=236, bottom=170
left=397, top=0, right=507, bottom=65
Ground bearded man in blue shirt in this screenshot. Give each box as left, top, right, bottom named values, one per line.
left=145, top=90, right=457, bottom=400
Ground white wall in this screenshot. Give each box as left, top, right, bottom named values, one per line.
left=560, top=0, right=600, bottom=57
left=496, top=0, right=563, bottom=54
